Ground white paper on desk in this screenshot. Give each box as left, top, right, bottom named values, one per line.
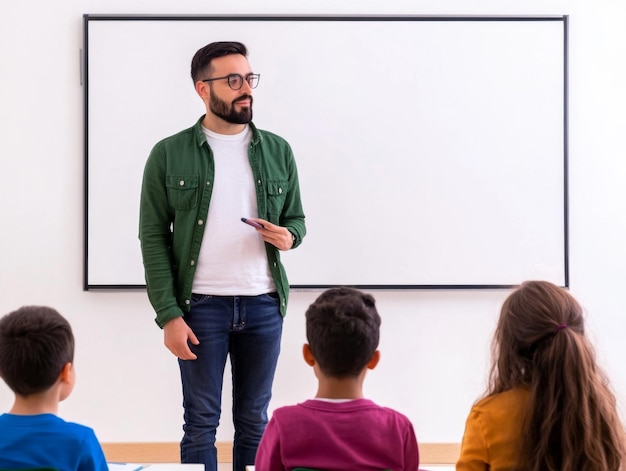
left=107, top=463, right=145, bottom=471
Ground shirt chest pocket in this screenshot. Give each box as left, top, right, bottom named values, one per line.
left=166, top=175, right=199, bottom=210
left=267, top=180, right=288, bottom=217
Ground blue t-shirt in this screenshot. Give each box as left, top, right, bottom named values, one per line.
left=0, top=413, right=108, bottom=471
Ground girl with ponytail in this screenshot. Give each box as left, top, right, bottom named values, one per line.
left=457, top=280, right=625, bottom=471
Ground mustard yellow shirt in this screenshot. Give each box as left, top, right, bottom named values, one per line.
left=457, top=387, right=529, bottom=471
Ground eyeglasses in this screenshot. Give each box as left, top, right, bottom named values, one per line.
left=201, top=73, right=260, bottom=90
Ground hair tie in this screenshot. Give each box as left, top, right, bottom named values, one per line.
left=555, top=323, right=568, bottom=332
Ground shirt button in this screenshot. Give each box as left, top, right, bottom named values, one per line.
left=179, top=180, right=185, bottom=186
left=273, top=262, right=277, bottom=267
left=190, top=260, right=195, bottom=266
left=257, top=180, right=262, bottom=185
left=206, top=181, right=211, bottom=185
left=198, top=220, right=204, bottom=225
left=278, top=187, right=282, bottom=194
left=185, top=299, right=190, bottom=305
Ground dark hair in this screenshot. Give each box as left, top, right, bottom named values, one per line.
left=305, top=287, right=381, bottom=378
left=0, top=306, right=75, bottom=396
left=190, top=41, right=248, bottom=83
left=487, top=280, right=625, bottom=471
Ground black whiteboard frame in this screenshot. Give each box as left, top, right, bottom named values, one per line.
left=82, top=14, right=569, bottom=291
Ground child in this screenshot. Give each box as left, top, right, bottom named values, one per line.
left=457, top=281, right=625, bottom=471
left=254, top=287, right=419, bottom=471
left=0, top=305, right=108, bottom=470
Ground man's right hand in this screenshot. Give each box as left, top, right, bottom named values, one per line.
left=163, top=316, right=200, bottom=360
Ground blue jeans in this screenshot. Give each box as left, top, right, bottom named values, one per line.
left=178, top=293, right=283, bottom=471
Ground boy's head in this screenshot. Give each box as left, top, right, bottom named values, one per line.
left=305, top=287, right=381, bottom=378
left=0, top=306, right=75, bottom=396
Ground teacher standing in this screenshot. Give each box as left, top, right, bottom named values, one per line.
left=139, top=41, right=306, bottom=471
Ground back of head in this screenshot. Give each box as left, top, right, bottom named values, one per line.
left=489, top=280, right=624, bottom=471
left=305, top=287, right=380, bottom=378
left=0, top=306, right=74, bottom=396
left=491, top=280, right=584, bottom=390
left=190, top=41, right=248, bottom=83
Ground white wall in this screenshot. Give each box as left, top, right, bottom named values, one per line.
left=1, top=0, right=626, bottom=448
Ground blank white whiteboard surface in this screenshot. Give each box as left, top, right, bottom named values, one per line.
left=84, top=15, right=567, bottom=289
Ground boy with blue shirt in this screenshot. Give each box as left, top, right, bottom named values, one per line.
left=0, top=305, right=108, bottom=471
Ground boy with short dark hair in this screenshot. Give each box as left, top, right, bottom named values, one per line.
left=0, top=305, right=108, bottom=470
left=255, top=287, right=420, bottom=471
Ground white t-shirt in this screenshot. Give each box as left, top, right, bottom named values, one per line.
left=191, top=125, right=275, bottom=295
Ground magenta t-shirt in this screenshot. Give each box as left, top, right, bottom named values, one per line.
left=255, top=398, right=419, bottom=471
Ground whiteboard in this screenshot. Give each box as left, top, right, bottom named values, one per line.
left=83, top=15, right=568, bottom=289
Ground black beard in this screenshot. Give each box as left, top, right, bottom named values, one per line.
left=209, top=94, right=253, bottom=124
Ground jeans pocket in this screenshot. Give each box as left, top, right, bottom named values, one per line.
left=190, top=293, right=212, bottom=306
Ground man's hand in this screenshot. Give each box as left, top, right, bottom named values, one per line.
left=248, top=218, right=294, bottom=251
left=163, top=316, right=199, bottom=360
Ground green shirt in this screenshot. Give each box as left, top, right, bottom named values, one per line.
left=139, top=117, right=306, bottom=328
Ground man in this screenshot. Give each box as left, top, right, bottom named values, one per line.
left=139, top=41, right=306, bottom=471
